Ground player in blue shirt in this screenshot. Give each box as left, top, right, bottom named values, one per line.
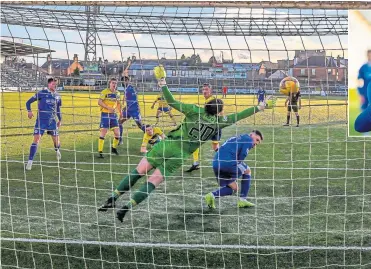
left=204, top=130, right=263, bottom=209
left=25, top=78, right=62, bottom=170
left=358, top=50, right=371, bottom=111
left=257, top=88, right=266, bottom=104
left=354, top=82, right=371, bottom=133
left=119, top=76, right=144, bottom=144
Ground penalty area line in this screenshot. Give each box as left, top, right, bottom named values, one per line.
left=1, top=238, right=370, bottom=251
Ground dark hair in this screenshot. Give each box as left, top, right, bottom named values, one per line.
left=205, top=98, right=223, bottom=116
left=252, top=129, right=263, bottom=141
left=203, top=83, right=212, bottom=89
left=109, top=77, right=117, bottom=82
left=47, top=78, right=56, bottom=84
left=122, top=76, right=130, bottom=82
left=368, top=50, right=371, bottom=54
left=145, top=124, right=153, bottom=129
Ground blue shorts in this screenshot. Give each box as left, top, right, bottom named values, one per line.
left=122, top=109, right=142, bottom=122
left=157, top=107, right=170, bottom=113
left=212, top=161, right=248, bottom=186
left=100, top=113, right=119, bottom=129
left=258, top=97, right=265, bottom=103
left=211, top=129, right=222, bottom=142
left=34, top=119, right=58, bottom=136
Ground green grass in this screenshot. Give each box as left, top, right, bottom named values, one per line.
left=1, top=92, right=371, bottom=269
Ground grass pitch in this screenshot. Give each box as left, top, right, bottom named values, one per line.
left=1, top=92, right=370, bottom=269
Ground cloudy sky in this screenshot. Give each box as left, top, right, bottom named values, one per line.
left=1, top=6, right=348, bottom=65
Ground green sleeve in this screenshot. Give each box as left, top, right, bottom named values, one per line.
left=161, top=85, right=199, bottom=115
left=218, top=106, right=260, bottom=127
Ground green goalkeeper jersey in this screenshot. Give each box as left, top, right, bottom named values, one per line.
left=161, top=85, right=260, bottom=154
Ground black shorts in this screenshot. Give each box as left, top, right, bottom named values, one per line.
left=288, top=104, right=299, bottom=112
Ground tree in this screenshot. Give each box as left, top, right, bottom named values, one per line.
left=208, top=56, right=217, bottom=65
left=181, top=54, right=186, bottom=60
left=196, top=54, right=202, bottom=65
left=73, top=67, right=80, bottom=76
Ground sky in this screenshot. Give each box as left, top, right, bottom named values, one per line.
left=349, top=10, right=371, bottom=88
left=0, top=6, right=348, bottom=65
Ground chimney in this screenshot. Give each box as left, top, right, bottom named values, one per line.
left=337, top=55, right=341, bottom=67
left=73, top=54, right=78, bottom=62
left=47, top=54, right=52, bottom=74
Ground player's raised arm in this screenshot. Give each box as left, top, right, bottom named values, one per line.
left=154, top=65, right=198, bottom=115
left=218, top=97, right=276, bottom=127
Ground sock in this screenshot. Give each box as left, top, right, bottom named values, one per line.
left=98, top=137, right=105, bottom=152
left=286, top=115, right=290, bottom=124
left=193, top=148, right=200, bottom=165
left=28, top=143, right=38, bottom=161
left=119, top=124, right=123, bottom=142
left=128, top=182, right=156, bottom=207
left=240, top=174, right=252, bottom=199
left=54, top=142, right=60, bottom=151
left=212, top=186, right=234, bottom=198
left=155, top=116, right=159, bottom=124
left=112, top=137, right=119, bottom=149
left=113, top=168, right=143, bottom=198
left=296, top=115, right=300, bottom=125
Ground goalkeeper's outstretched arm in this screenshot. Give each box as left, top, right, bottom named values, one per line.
left=218, top=97, right=276, bottom=128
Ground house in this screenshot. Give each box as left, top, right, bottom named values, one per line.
left=289, top=55, right=346, bottom=82
left=259, top=61, right=279, bottom=78
left=268, top=70, right=288, bottom=80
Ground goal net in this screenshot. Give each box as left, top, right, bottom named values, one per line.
left=1, top=2, right=370, bottom=269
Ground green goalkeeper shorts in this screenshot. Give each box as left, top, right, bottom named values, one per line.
left=146, top=138, right=190, bottom=178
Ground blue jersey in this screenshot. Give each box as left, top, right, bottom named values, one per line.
left=257, top=89, right=266, bottom=100
left=124, top=84, right=140, bottom=111
left=214, top=134, right=254, bottom=165
left=358, top=63, right=371, bottom=97
left=26, top=89, right=62, bottom=121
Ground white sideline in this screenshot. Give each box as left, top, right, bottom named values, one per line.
left=1, top=237, right=370, bottom=251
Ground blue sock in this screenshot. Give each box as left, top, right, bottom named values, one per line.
left=119, top=124, right=123, bottom=142
left=29, top=143, right=38, bottom=161
left=240, top=174, right=251, bottom=199
left=212, top=186, right=234, bottom=198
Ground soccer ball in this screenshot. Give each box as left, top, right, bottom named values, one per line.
left=279, top=76, right=300, bottom=96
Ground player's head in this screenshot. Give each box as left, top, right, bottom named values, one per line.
left=47, top=78, right=57, bottom=91
left=109, top=78, right=118, bottom=90
left=145, top=124, right=154, bottom=136
left=249, top=130, right=263, bottom=147
left=367, top=50, right=371, bottom=62
left=202, top=83, right=212, bottom=99
left=205, top=98, right=223, bottom=116
left=122, top=76, right=130, bottom=86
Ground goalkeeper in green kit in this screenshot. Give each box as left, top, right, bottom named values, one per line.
left=98, top=65, right=276, bottom=222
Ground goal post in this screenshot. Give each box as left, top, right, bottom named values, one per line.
left=1, top=2, right=370, bottom=269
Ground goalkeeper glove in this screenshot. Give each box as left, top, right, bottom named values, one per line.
left=259, top=96, right=276, bottom=111
left=153, top=65, right=167, bottom=86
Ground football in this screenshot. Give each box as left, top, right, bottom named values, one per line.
left=279, top=76, right=300, bottom=96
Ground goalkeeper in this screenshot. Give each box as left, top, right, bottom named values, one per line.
left=98, top=65, right=276, bottom=222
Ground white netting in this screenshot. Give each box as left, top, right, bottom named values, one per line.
left=1, top=3, right=370, bottom=269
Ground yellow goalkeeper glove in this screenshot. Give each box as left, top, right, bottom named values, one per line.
left=259, top=96, right=276, bottom=111
left=153, top=65, right=166, bottom=80
left=264, top=96, right=276, bottom=109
